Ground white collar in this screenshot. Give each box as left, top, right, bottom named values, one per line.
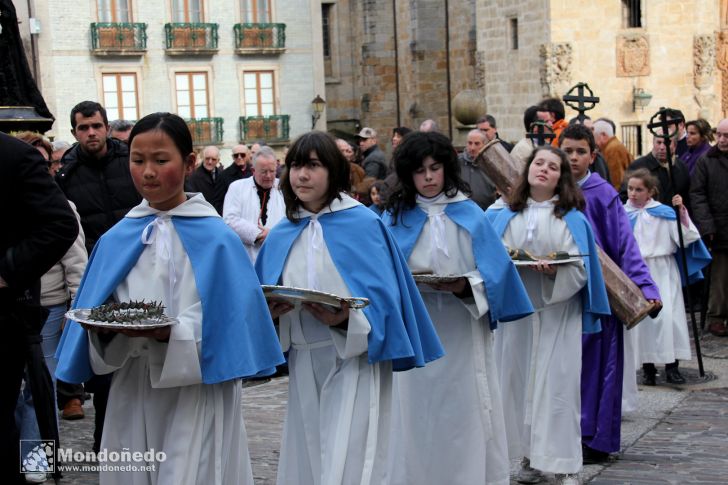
left=126, top=192, right=219, bottom=218
left=297, top=192, right=361, bottom=219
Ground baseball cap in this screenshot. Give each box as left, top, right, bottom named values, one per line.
left=356, top=127, right=377, bottom=139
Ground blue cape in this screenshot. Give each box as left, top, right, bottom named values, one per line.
left=382, top=199, right=534, bottom=329
left=491, top=208, right=610, bottom=334
left=627, top=204, right=712, bottom=286
left=255, top=204, right=445, bottom=372
left=55, top=215, right=285, bottom=385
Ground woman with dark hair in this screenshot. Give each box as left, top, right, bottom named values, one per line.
left=682, top=118, right=714, bottom=174
left=56, top=112, right=284, bottom=485
left=382, top=131, right=532, bottom=485
left=255, top=131, right=443, bottom=485
left=490, top=145, right=609, bottom=485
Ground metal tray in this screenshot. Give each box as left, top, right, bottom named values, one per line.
left=66, top=308, right=178, bottom=331
left=262, top=285, right=370, bottom=310
left=412, top=274, right=464, bottom=285
left=512, top=257, right=583, bottom=266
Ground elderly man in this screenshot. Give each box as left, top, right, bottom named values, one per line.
left=593, top=119, right=632, bottom=189
left=210, top=144, right=252, bottom=214
left=419, top=119, right=440, bottom=133
left=477, top=114, right=513, bottom=152
left=357, top=127, right=387, bottom=179
left=621, top=134, right=691, bottom=209
left=692, top=118, right=728, bottom=336
left=457, top=129, right=496, bottom=209
left=186, top=145, right=222, bottom=204
left=223, top=146, right=285, bottom=262
left=108, top=119, right=134, bottom=143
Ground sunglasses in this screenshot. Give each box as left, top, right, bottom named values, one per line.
left=233, top=153, right=247, bottom=159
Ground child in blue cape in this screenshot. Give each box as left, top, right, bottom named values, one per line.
left=382, top=131, right=533, bottom=485
left=490, top=145, right=609, bottom=485
left=255, top=131, right=443, bottom=485
left=622, top=168, right=710, bottom=394
left=55, top=113, right=284, bottom=485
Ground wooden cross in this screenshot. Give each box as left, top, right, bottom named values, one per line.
left=526, top=121, right=555, bottom=146
left=562, top=83, right=600, bottom=124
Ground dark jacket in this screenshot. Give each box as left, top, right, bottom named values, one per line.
left=457, top=152, right=496, bottom=209
left=0, top=132, right=78, bottom=295
left=211, top=163, right=252, bottom=215
left=56, top=137, right=140, bottom=254
left=185, top=164, right=221, bottom=205
left=591, top=152, right=612, bottom=185
left=362, top=146, right=387, bottom=180
left=619, top=152, right=691, bottom=211
left=690, top=146, right=728, bottom=251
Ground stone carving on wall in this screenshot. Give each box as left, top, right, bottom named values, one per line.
left=694, top=34, right=716, bottom=89
left=474, top=50, right=486, bottom=92
left=616, top=34, right=650, bottom=77
left=539, top=43, right=573, bottom=97
left=716, top=31, right=728, bottom=117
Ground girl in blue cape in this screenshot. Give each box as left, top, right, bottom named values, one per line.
left=381, top=131, right=533, bottom=485
left=54, top=113, right=284, bottom=485
left=623, top=169, right=710, bottom=394
left=490, top=146, right=609, bottom=485
left=255, top=131, right=443, bottom=485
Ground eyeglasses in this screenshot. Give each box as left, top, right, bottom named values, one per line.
left=233, top=153, right=247, bottom=159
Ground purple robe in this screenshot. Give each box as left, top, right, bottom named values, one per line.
left=579, top=173, right=660, bottom=453
left=680, top=141, right=711, bottom=175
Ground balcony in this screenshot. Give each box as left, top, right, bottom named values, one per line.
left=164, top=23, right=218, bottom=55
left=239, top=115, right=290, bottom=144
left=90, top=23, right=147, bottom=55
left=233, top=23, right=286, bottom=55
left=187, top=117, right=224, bottom=146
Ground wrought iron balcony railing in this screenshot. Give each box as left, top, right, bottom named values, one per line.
left=165, top=23, right=219, bottom=54
left=233, top=23, right=286, bottom=54
left=187, top=117, right=224, bottom=145
left=90, top=22, right=147, bottom=54
left=239, top=115, right=290, bottom=143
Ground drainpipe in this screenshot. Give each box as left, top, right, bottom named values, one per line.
left=392, top=0, right=401, bottom=127
left=444, top=0, right=452, bottom=139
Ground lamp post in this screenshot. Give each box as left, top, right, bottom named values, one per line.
left=632, top=87, right=652, bottom=112
left=311, top=94, right=326, bottom=130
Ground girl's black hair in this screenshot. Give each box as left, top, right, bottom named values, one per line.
left=280, top=131, right=350, bottom=221
left=385, top=131, right=470, bottom=225
left=128, top=112, right=193, bottom=159
left=508, top=145, right=585, bottom=217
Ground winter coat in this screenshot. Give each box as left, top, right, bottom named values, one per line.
left=690, top=146, right=728, bottom=251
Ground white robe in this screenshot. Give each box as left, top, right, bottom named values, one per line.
left=276, top=195, right=392, bottom=485
left=223, top=177, right=286, bottom=262
left=622, top=201, right=701, bottom=409
left=388, top=193, right=510, bottom=485
left=496, top=198, right=587, bottom=474
left=88, top=195, right=253, bottom=485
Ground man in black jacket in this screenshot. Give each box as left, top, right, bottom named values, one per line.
left=357, top=127, right=387, bottom=179
left=55, top=100, right=141, bottom=452
left=1, top=132, right=78, bottom=484
left=186, top=145, right=222, bottom=204
left=211, top=144, right=252, bottom=214
left=692, top=118, right=728, bottom=336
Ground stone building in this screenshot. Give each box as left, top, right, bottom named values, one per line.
left=17, top=0, right=326, bottom=157
left=324, top=0, right=725, bottom=156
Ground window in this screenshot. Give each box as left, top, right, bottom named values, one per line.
left=243, top=71, right=275, bottom=116
left=172, top=0, right=203, bottom=23
left=322, top=3, right=332, bottom=77
left=622, top=124, right=643, bottom=158
left=97, top=0, right=130, bottom=22
left=242, top=0, right=271, bottom=23
left=509, top=18, right=518, bottom=50
left=622, top=0, right=642, bottom=28
left=175, top=72, right=209, bottom=118
left=102, top=73, right=139, bottom=121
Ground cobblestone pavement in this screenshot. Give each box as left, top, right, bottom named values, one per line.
left=47, top=349, right=728, bottom=484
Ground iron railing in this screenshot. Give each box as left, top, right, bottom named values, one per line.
left=239, top=115, right=290, bottom=143
left=165, top=23, right=219, bottom=51
left=233, top=23, right=286, bottom=51
left=187, top=117, right=224, bottom=145
left=91, top=22, right=147, bottom=51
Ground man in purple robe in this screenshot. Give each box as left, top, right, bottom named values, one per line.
left=560, top=124, right=661, bottom=463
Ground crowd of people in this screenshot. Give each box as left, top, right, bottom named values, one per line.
left=1, top=96, right=725, bottom=485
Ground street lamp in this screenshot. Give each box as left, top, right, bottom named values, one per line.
left=311, top=95, right=326, bottom=130
left=632, top=87, right=652, bottom=112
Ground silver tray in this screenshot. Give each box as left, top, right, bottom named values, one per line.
left=65, top=308, right=178, bottom=330
left=412, top=274, right=463, bottom=285
left=262, top=285, right=370, bottom=310
left=512, top=257, right=583, bottom=266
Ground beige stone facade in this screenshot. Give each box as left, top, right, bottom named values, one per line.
left=326, top=0, right=724, bottom=156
